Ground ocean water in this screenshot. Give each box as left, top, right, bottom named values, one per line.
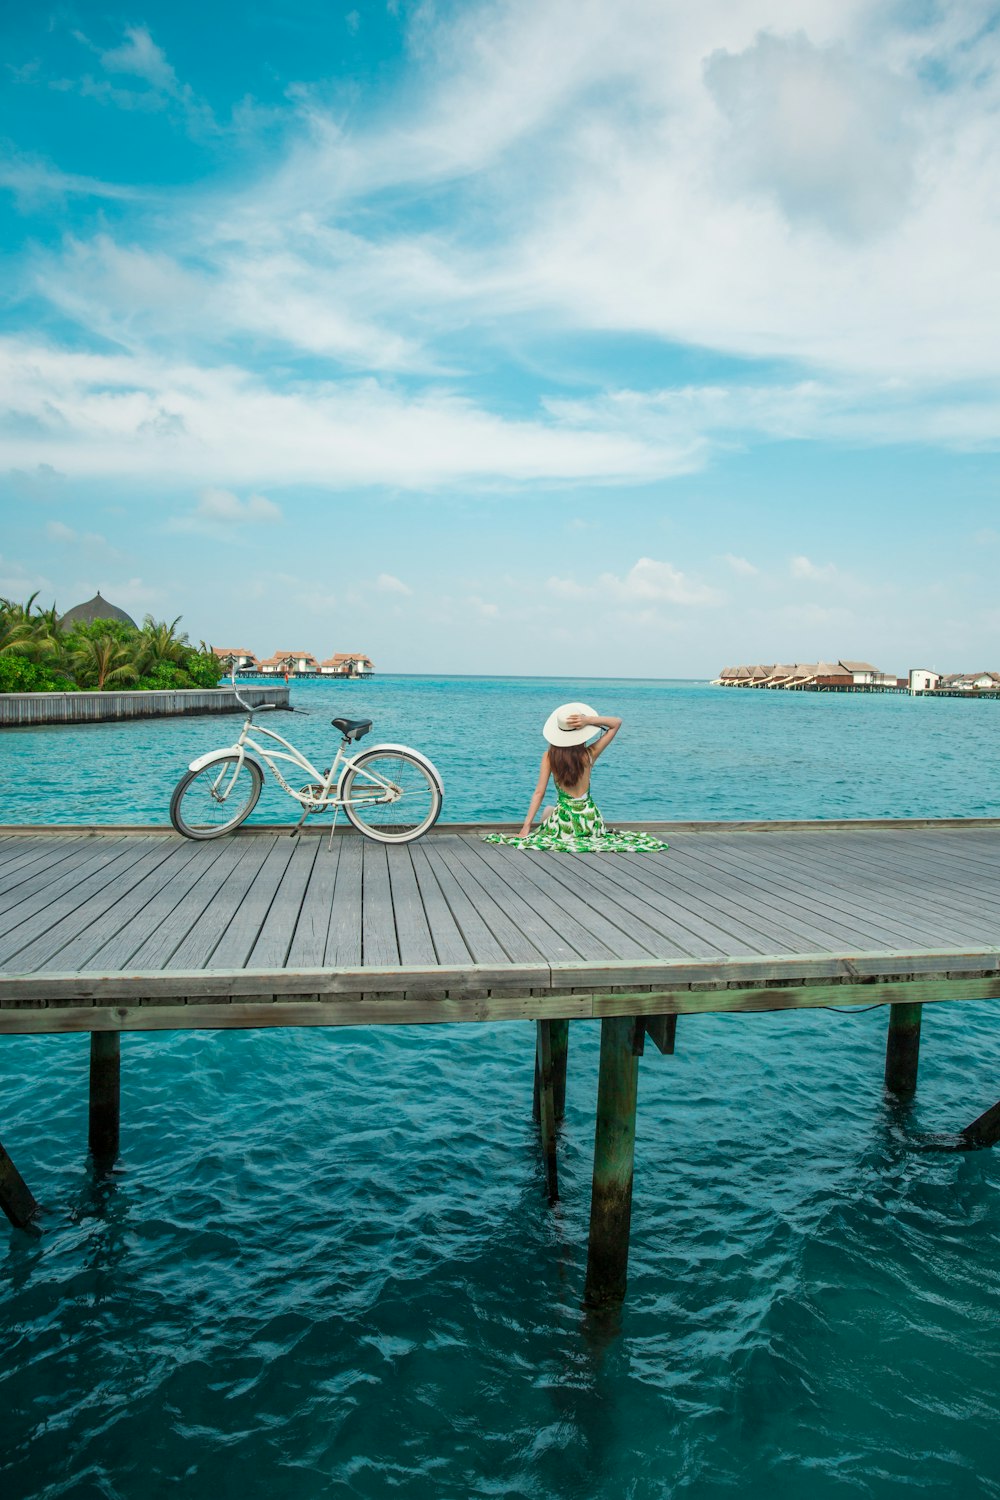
left=2, top=678, right=999, bottom=1500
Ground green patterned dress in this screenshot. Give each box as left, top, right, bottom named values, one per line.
left=483, top=788, right=669, bottom=853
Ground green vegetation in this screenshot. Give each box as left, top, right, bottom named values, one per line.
left=0, top=595, right=224, bottom=694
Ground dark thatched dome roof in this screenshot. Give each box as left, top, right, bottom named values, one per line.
left=59, top=591, right=138, bottom=631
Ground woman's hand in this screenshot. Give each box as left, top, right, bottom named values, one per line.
left=564, top=713, right=592, bottom=730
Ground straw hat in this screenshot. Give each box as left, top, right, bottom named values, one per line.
left=543, top=701, right=600, bottom=746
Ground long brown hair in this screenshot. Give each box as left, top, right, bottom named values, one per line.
left=548, top=743, right=591, bottom=790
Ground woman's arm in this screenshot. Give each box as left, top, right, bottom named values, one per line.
left=519, top=751, right=552, bottom=836
left=566, top=712, right=622, bottom=762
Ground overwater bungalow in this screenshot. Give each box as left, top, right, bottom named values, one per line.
left=714, top=659, right=902, bottom=692
left=320, top=653, right=375, bottom=678
left=211, top=648, right=259, bottom=675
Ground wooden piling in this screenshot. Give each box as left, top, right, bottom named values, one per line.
left=885, top=1002, right=922, bottom=1096
left=584, top=1016, right=640, bottom=1308
left=89, top=1031, right=120, bottom=1165
left=961, top=1097, right=1000, bottom=1148
left=535, top=1021, right=559, bottom=1201
left=0, top=1139, right=39, bottom=1230
left=550, top=1019, right=569, bottom=1121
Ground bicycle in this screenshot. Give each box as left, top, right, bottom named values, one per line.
left=169, top=678, right=443, bottom=844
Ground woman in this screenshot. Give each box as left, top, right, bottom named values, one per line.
left=483, top=701, right=669, bottom=853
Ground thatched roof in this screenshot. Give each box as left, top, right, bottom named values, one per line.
left=59, top=591, right=138, bottom=631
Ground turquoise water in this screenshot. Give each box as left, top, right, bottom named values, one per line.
left=2, top=679, right=1000, bottom=1499
left=2, top=675, right=999, bottom=825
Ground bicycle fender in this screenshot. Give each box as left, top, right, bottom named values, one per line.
left=188, top=747, right=266, bottom=775
left=336, top=743, right=444, bottom=797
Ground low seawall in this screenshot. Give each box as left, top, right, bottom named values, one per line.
left=0, top=686, right=290, bottom=728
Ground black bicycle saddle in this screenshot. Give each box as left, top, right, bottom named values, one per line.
left=332, top=717, right=372, bottom=741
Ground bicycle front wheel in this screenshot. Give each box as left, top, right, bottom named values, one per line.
left=340, top=750, right=442, bottom=843
left=170, top=755, right=264, bottom=839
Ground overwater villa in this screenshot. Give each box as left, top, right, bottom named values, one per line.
left=713, top=660, right=901, bottom=691
left=212, top=648, right=374, bottom=679
left=715, top=662, right=1000, bottom=696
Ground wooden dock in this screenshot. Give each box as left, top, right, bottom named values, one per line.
left=0, top=685, right=290, bottom=728
left=2, top=819, right=999, bottom=1303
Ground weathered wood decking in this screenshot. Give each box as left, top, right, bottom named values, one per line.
left=2, top=819, right=999, bottom=1300
left=1, top=820, right=999, bottom=1032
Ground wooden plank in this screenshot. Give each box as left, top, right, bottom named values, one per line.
left=690, top=834, right=946, bottom=947
left=205, top=837, right=297, bottom=969
left=534, top=848, right=729, bottom=960
left=246, top=837, right=320, bottom=968
left=421, top=841, right=530, bottom=963
left=486, top=842, right=662, bottom=960
left=5, top=947, right=998, bottom=1006
left=361, top=839, right=400, bottom=966
left=671, top=838, right=931, bottom=950
left=408, top=843, right=474, bottom=965
left=0, top=992, right=596, bottom=1034
left=775, top=833, right=997, bottom=943
left=0, top=837, right=91, bottom=890
left=0, top=837, right=132, bottom=926
left=560, top=851, right=775, bottom=957
left=36, top=840, right=208, bottom=971
left=611, top=850, right=844, bottom=955
left=81, top=840, right=232, bottom=970
left=0, top=972, right=994, bottom=1034
left=326, top=836, right=363, bottom=966
left=126, top=837, right=263, bottom=969
left=453, top=838, right=604, bottom=962
left=285, top=838, right=342, bottom=967
left=386, top=845, right=438, bottom=966
left=0, top=839, right=174, bottom=967
left=744, top=833, right=995, bottom=947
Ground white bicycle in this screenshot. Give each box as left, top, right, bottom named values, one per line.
left=169, top=683, right=443, bottom=844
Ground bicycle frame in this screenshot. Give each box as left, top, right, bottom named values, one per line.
left=189, top=714, right=409, bottom=818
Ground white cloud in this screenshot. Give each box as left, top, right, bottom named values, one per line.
left=790, top=555, right=837, bottom=581
left=376, top=573, right=412, bottom=595
left=197, top=488, right=283, bottom=524
left=549, top=556, right=722, bottom=608
left=100, top=27, right=178, bottom=93
left=0, top=340, right=686, bottom=488
left=704, top=31, right=917, bottom=237
left=724, top=553, right=759, bottom=576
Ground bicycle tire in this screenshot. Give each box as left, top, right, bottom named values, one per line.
left=169, top=754, right=264, bottom=840
left=340, top=748, right=442, bottom=844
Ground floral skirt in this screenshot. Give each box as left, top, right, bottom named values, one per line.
left=482, top=791, right=669, bottom=853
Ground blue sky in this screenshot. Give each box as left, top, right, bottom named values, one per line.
left=2, top=0, right=999, bottom=676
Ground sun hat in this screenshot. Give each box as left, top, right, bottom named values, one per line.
left=543, top=701, right=600, bottom=746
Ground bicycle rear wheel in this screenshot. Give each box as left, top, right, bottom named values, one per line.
left=340, top=749, right=442, bottom=843
left=170, top=755, right=264, bottom=839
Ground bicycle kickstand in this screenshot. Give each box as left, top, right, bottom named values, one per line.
left=327, top=803, right=341, bottom=853
left=290, top=803, right=313, bottom=838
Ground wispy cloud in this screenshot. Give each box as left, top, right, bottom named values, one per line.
left=549, top=557, right=723, bottom=608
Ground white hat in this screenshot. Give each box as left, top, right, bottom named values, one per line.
left=542, top=701, right=600, bottom=746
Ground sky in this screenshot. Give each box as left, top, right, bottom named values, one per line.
left=1, top=0, right=999, bottom=677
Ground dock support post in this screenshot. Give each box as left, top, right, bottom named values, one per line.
left=535, top=1021, right=559, bottom=1202
left=550, top=1019, right=569, bottom=1122
left=584, top=1016, right=640, bottom=1308
left=961, top=1098, right=1000, bottom=1149
left=885, top=1003, right=922, bottom=1097
left=89, top=1031, right=120, bottom=1166
left=0, top=1140, right=39, bottom=1230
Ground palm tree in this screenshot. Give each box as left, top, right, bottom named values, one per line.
left=136, top=615, right=189, bottom=675
left=0, top=593, right=60, bottom=662
left=70, top=634, right=139, bottom=691
left=0, top=598, right=33, bottom=658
